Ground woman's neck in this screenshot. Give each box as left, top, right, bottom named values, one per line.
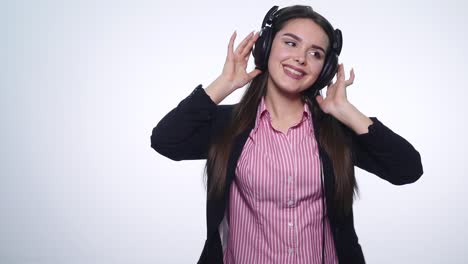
left=264, top=85, right=305, bottom=132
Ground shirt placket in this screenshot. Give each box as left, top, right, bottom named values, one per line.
left=285, top=129, right=298, bottom=263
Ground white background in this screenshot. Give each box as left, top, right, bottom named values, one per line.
left=2, top=0, right=467, bottom=263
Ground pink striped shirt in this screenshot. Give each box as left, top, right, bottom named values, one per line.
left=223, top=97, right=338, bottom=264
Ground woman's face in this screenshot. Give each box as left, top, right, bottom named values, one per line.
left=267, top=18, right=329, bottom=96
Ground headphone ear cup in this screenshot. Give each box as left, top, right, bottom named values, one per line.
left=253, top=27, right=273, bottom=71
left=317, top=52, right=339, bottom=89
left=307, top=28, right=342, bottom=97
left=253, top=6, right=279, bottom=71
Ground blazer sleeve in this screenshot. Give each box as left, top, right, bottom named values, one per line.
left=150, top=85, right=227, bottom=161
left=351, top=117, right=423, bottom=185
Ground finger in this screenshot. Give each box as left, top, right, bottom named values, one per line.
left=335, top=64, right=349, bottom=97
left=345, top=68, right=355, bottom=86
left=235, top=31, right=255, bottom=55
left=226, top=31, right=237, bottom=62
left=241, top=31, right=260, bottom=58
left=315, top=94, right=324, bottom=106
left=325, top=85, right=332, bottom=97
left=248, top=68, right=262, bottom=80
left=243, top=34, right=259, bottom=62
left=336, top=63, right=345, bottom=83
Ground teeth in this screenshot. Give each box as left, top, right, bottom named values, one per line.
left=284, top=66, right=304, bottom=76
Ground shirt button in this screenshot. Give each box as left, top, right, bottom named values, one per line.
left=289, top=248, right=294, bottom=254
left=287, top=200, right=295, bottom=207
left=288, top=176, right=293, bottom=183
left=288, top=222, right=294, bottom=227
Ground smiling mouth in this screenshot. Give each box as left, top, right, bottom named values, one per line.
left=283, top=66, right=305, bottom=80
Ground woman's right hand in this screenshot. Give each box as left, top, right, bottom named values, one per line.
left=220, top=31, right=262, bottom=91
left=205, top=31, right=262, bottom=104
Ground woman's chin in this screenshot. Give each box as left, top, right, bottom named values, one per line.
left=267, top=76, right=311, bottom=97
left=275, top=85, right=307, bottom=97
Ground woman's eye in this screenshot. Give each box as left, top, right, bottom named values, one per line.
left=308, top=51, right=322, bottom=59
left=285, top=41, right=296, bottom=47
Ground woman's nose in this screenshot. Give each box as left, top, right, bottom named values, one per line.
left=294, top=52, right=306, bottom=65
left=294, top=54, right=306, bottom=65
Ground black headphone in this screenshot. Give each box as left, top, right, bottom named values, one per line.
left=252, top=5, right=343, bottom=96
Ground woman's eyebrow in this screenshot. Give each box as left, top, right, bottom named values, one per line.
left=281, top=33, right=326, bottom=53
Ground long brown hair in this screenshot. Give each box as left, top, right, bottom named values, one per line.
left=205, top=6, right=358, bottom=216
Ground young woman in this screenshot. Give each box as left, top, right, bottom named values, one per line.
left=151, top=5, right=423, bottom=264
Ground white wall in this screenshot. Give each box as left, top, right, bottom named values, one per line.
left=1, top=0, right=466, bottom=263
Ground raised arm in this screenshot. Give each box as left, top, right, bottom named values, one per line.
left=314, top=64, right=423, bottom=184
left=151, top=31, right=262, bottom=161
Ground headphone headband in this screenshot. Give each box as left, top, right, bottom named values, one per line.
left=261, top=6, right=278, bottom=29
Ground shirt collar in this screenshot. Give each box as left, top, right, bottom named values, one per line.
left=252, top=96, right=313, bottom=135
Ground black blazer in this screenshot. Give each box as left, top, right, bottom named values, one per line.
left=151, top=85, right=423, bottom=264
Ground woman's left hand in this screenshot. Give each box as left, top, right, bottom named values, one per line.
left=315, top=63, right=373, bottom=134
left=315, top=63, right=355, bottom=117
